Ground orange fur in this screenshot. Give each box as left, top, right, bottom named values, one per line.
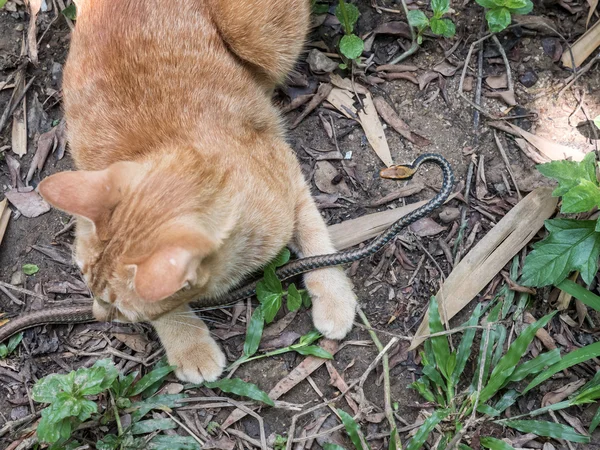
left=38, top=0, right=356, bottom=383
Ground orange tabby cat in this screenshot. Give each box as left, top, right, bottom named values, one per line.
left=38, top=0, right=357, bottom=383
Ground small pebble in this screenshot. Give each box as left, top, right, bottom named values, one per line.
left=519, top=69, right=538, bottom=88
left=439, top=207, right=460, bottom=223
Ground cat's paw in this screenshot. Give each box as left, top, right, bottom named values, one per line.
left=304, top=267, right=357, bottom=340
left=166, top=336, right=227, bottom=384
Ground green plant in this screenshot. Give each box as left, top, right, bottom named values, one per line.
left=0, top=332, right=22, bottom=358
left=407, top=0, right=456, bottom=44
left=475, top=0, right=533, bottom=32
left=62, top=3, right=77, bottom=20
left=22, top=263, right=39, bottom=275
left=31, top=358, right=275, bottom=449
left=594, top=115, right=600, bottom=130
left=405, top=296, right=599, bottom=447
left=311, top=0, right=330, bottom=14
left=273, top=434, right=288, bottom=450
left=335, top=0, right=364, bottom=67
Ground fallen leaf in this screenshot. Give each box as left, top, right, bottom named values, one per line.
left=512, top=15, right=559, bottom=34
left=561, top=19, right=600, bottom=68
left=372, top=21, right=412, bottom=39
left=32, top=244, right=73, bottom=265
left=357, top=92, right=393, bottom=167
left=11, top=107, right=27, bottom=157
left=439, top=207, right=460, bottom=223
left=259, top=331, right=300, bottom=351
left=5, top=153, right=23, bottom=189
left=376, top=64, right=418, bottom=72
left=476, top=155, right=489, bottom=200
left=417, top=71, right=439, bottom=91
left=221, top=340, right=340, bottom=429
left=558, top=410, right=588, bottom=436
left=409, top=217, right=447, bottom=236
left=586, top=0, right=598, bottom=28
left=26, top=126, right=57, bottom=184
left=329, top=74, right=369, bottom=94
left=45, top=280, right=89, bottom=295
left=204, top=436, right=236, bottom=450
left=524, top=312, right=557, bottom=350
left=0, top=199, right=10, bottom=247
left=326, top=87, right=358, bottom=120
left=112, top=333, right=151, bottom=353
left=325, top=361, right=359, bottom=414
left=291, top=83, right=333, bottom=129
left=542, top=37, right=564, bottom=62
left=55, top=119, right=67, bottom=159
left=486, top=74, right=508, bottom=89
left=314, top=161, right=352, bottom=196
left=373, top=96, right=430, bottom=147
left=24, top=0, right=42, bottom=65
left=513, top=138, right=550, bottom=164
left=433, top=60, right=458, bottom=77
left=508, top=123, right=586, bottom=161
left=5, top=189, right=50, bottom=218
left=542, top=380, right=585, bottom=406
left=262, top=310, right=298, bottom=339
left=367, top=182, right=425, bottom=207
left=484, top=90, right=517, bottom=106
left=380, top=72, right=419, bottom=84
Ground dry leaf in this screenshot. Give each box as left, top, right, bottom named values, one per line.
left=357, top=92, right=393, bottom=167
left=367, top=182, right=425, bottom=207
left=373, top=96, right=430, bottom=147
left=380, top=72, right=419, bottom=84
left=11, top=108, right=27, bottom=157
left=561, top=19, right=600, bottom=68
left=5, top=153, right=23, bottom=189
left=306, top=49, right=337, bottom=73
left=5, top=189, right=50, bottom=218
left=204, top=436, right=236, bottom=450
left=508, top=123, right=586, bottom=161
left=486, top=74, right=508, bottom=89
left=329, top=74, right=369, bottom=94
left=524, top=312, right=557, bottom=350
left=476, top=154, right=489, bottom=200
left=411, top=188, right=558, bottom=349
left=514, top=138, right=550, bottom=164
left=372, top=21, right=412, bottom=39
left=55, top=119, right=67, bottom=159
left=542, top=380, right=585, bottom=406
left=433, top=60, right=458, bottom=77
left=326, top=361, right=359, bottom=414
left=291, top=83, right=333, bottom=129
left=326, top=88, right=358, bottom=120
left=0, top=199, right=10, bottom=247
left=314, top=161, right=352, bottom=196
left=512, top=15, right=560, bottom=34
left=25, top=0, right=42, bottom=65
left=112, top=333, right=150, bottom=353
left=484, top=90, right=517, bottom=106
left=32, top=244, right=72, bottom=265
left=417, top=71, right=439, bottom=91
left=26, top=126, right=57, bottom=184
left=221, top=340, right=339, bottom=429
left=409, top=217, right=447, bottom=236
left=586, top=0, right=598, bottom=27
left=259, top=331, right=300, bottom=351
left=575, top=299, right=587, bottom=326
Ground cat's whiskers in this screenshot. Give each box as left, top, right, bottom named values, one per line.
left=162, top=318, right=221, bottom=338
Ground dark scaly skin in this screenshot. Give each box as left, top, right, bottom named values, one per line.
left=0, top=154, right=454, bottom=343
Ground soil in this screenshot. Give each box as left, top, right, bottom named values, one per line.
left=1, top=0, right=600, bottom=449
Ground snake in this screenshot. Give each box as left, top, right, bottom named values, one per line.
left=0, top=153, right=454, bottom=343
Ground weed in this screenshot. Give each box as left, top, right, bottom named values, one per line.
left=335, top=0, right=364, bottom=67
left=22, top=263, right=39, bottom=275
left=475, top=0, right=533, bottom=32
left=0, top=332, right=22, bottom=359
left=407, top=0, right=456, bottom=44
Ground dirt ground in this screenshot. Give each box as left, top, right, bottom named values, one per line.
left=1, top=0, right=600, bottom=448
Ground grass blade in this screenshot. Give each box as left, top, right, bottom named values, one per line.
left=131, top=418, right=177, bottom=435
left=502, top=419, right=590, bottom=443
left=451, top=304, right=482, bottom=384
left=507, top=349, right=561, bottom=384
left=128, top=364, right=176, bottom=397
left=478, top=312, right=555, bottom=403
left=524, top=341, right=600, bottom=393
left=480, top=436, right=516, bottom=450
left=428, top=296, right=451, bottom=379
left=557, top=279, right=600, bottom=312
left=243, top=306, right=265, bottom=357
left=405, top=409, right=450, bottom=450
left=205, top=378, right=274, bottom=406
left=388, top=428, right=398, bottom=450
left=338, top=409, right=368, bottom=450
left=589, top=405, right=600, bottom=433
left=491, top=324, right=507, bottom=367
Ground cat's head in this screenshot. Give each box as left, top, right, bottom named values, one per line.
left=38, top=160, right=219, bottom=322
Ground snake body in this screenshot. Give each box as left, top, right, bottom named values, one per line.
left=0, top=153, right=454, bottom=342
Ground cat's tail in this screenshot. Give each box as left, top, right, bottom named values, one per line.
left=207, top=0, right=310, bottom=86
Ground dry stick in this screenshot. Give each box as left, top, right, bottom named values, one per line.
left=492, top=35, right=514, bottom=94
left=0, top=72, right=34, bottom=133
left=163, top=410, right=205, bottom=447
left=473, top=19, right=486, bottom=137
left=0, top=281, right=48, bottom=300
left=0, top=413, right=40, bottom=438
left=452, top=159, right=475, bottom=262
left=357, top=307, right=401, bottom=449
left=493, top=130, right=522, bottom=201
left=558, top=52, right=600, bottom=98
left=354, top=322, right=488, bottom=341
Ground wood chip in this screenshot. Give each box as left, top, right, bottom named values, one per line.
left=411, top=188, right=559, bottom=349
left=25, top=0, right=42, bottom=65
left=0, top=199, right=10, bottom=247
left=486, top=74, right=508, bottom=89
left=11, top=104, right=27, bottom=157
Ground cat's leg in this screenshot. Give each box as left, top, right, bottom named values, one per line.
left=292, top=186, right=357, bottom=340
left=207, top=0, right=310, bottom=86
left=151, top=305, right=226, bottom=383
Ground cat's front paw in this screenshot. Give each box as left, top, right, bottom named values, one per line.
left=304, top=267, right=357, bottom=340
left=166, top=336, right=227, bottom=384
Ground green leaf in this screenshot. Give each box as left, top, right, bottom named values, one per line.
left=22, top=264, right=39, bottom=275
left=91, top=359, right=119, bottom=390
left=323, top=445, right=347, bottom=450
left=0, top=0, right=8, bottom=9
left=338, top=409, right=368, bottom=450
left=294, top=345, right=334, bottom=359
left=37, top=414, right=62, bottom=443
left=410, top=378, right=435, bottom=402
left=502, top=420, right=590, bottom=443
left=132, top=418, right=178, bottom=434
left=431, top=0, right=450, bottom=17
left=478, top=312, right=555, bottom=404
left=96, top=434, right=120, bottom=450
left=561, top=179, right=600, bottom=213
left=301, top=290, right=312, bottom=308
left=149, top=435, right=201, bottom=450
left=510, top=0, right=533, bottom=13
left=128, top=364, right=176, bottom=397
left=263, top=266, right=283, bottom=294
left=287, top=283, right=302, bottom=311
left=485, top=7, right=511, bottom=33
left=405, top=409, right=450, bottom=450
left=480, top=437, right=516, bottom=450
left=62, top=3, right=77, bottom=20
left=261, top=292, right=282, bottom=324
left=423, top=364, right=445, bottom=388
left=299, top=330, right=322, bottom=346
left=491, top=324, right=507, bottom=367
left=407, top=10, right=429, bottom=30
left=557, top=279, right=600, bottom=312
left=243, top=306, right=265, bottom=357
left=388, top=428, right=398, bottom=450
left=507, top=349, right=561, bottom=383
left=521, top=219, right=600, bottom=286
left=525, top=341, right=600, bottom=393
left=271, top=248, right=291, bottom=268
left=205, top=378, right=274, bottom=406
left=6, top=332, right=23, bottom=354
left=452, top=304, right=482, bottom=384
left=339, top=34, right=364, bottom=60
left=312, top=2, right=331, bottom=14
left=594, top=115, right=600, bottom=130
left=493, top=389, right=519, bottom=414
left=475, top=0, right=498, bottom=8
left=504, top=0, right=528, bottom=7
left=428, top=296, right=451, bottom=379
left=430, top=18, right=456, bottom=37
left=590, top=404, right=600, bottom=433
left=130, top=394, right=186, bottom=422
left=77, top=399, right=97, bottom=421
left=335, top=1, right=360, bottom=34
left=538, top=151, right=597, bottom=197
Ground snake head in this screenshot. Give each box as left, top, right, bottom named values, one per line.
left=380, top=165, right=417, bottom=180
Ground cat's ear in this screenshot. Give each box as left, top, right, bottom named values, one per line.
left=38, top=162, right=140, bottom=227
left=131, top=230, right=215, bottom=303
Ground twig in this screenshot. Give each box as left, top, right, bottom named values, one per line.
left=163, top=410, right=205, bottom=447
left=493, top=130, right=521, bottom=200
left=492, top=35, right=514, bottom=94
left=226, top=428, right=273, bottom=450
left=354, top=322, right=487, bottom=341
left=0, top=281, right=48, bottom=300
left=558, top=52, right=600, bottom=98
left=473, top=19, right=485, bottom=137
left=0, top=72, right=34, bottom=133
left=0, top=413, right=40, bottom=438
